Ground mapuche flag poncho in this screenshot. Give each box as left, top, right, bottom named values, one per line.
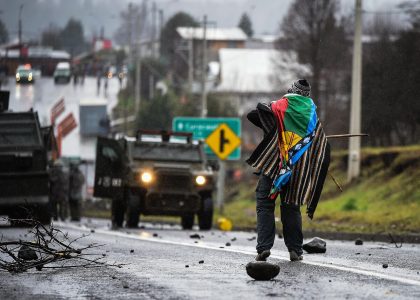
left=246, top=94, right=330, bottom=218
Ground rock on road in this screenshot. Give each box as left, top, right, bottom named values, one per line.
left=1, top=218, right=420, bottom=299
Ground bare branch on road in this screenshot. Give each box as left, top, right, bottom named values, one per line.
left=0, top=218, right=125, bottom=274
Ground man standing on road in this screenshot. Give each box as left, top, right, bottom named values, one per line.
left=246, top=79, right=330, bottom=261
left=68, top=163, right=85, bottom=221
left=49, top=160, right=69, bottom=221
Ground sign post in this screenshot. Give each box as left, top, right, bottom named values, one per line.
left=173, top=117, right=241, bottom=212
left=173, top=117, right=241, bottom=160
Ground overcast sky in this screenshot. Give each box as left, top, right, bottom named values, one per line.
left=0, top=0, right=410, bottom=42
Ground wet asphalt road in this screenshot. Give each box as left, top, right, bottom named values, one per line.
left=1, top=218, right=420, bottom=299
left=2, top=77, right=420, bottom=298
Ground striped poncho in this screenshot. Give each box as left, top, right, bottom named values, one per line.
left=246, top=94, right=330, bottom=218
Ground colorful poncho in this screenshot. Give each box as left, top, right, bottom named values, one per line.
left=246, top=94, right=330, bottom=218
left=269, top=94, right=317, bottom=199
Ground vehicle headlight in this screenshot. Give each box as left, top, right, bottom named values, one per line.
left=195, top=175, right=206, bottom=185
left=28, top=73, right=33, bottom=81
left=16, top=73, right=20, bottom=80
left=141, top=171, right=153, bottom=183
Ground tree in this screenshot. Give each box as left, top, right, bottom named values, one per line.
left=114, top=2, right=148, bottom=49
left=160, top=12, right=198, bottom=63
left=41, top=26, right=62, bottom=49
left=160, top=12, right=199, bottom=91
left=0, top=18, right=8, bottom=44
left=207, top=94, right=237, bottom=117
left=136, top=92, right=177, bottom=130
left=280, top=0, right=346, bottom=113
left=238, top=13, right=254, bottom=38
left=60, top=18, right=87, bottom=56
left=392, top=28, right=420, bottom=144
left=361, top=16, right=420, bottom=146
left=399, top=0, right=420, bottom=31
left=362, top=19, right=398, bottom=145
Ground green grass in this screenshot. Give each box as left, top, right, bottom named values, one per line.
left=217, top=145, right=420, bottom=234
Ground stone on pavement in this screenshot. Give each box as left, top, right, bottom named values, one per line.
left=190, top=234, right=201, bottom=239
left=246, top=261, right=280, bottom=281
left=303, top=237, right=327, bottom=253
left=355, top=238, right=363, bottom=245
left=18, top=245, right=38, bottom=261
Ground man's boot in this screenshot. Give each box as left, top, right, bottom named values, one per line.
left=255, top=250, right=271, bottom=261
left=289, top=250, right=303, bottom=261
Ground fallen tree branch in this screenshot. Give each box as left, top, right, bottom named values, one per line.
left=326, top=133, right=369, bottom=139
left=328, top=172, right=343, bottom=192
left=388, top=232, right=403, bottom=248
left=0, top=218, right=125, bottom=274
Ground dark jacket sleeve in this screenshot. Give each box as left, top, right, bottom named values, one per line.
left=247, top=109, right=262, bottom=128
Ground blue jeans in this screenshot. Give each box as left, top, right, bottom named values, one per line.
left=256, top=175, right=303, bottom=255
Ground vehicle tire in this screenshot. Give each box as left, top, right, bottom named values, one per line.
left=126, top=190, right=140, bottom=228
left=111, top=197, right=125, bottom=228
left=35, top=204, right=51, bottom=225
left=198, top=197, right=214, bottom=230
left=181, top=215, right=194, bottom=230
left=9, top=207, right=31, bottom=227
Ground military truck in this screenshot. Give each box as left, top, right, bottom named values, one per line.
left=0, top=97, right=53, bottom=224
left=94, top=130, right=216, bottom=230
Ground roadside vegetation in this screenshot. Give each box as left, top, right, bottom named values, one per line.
left=84, top=145, right=420, bottom=235
left=217, top=145, right=420, bottom=235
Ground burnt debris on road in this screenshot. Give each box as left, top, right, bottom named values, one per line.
left=0, top=218, right=124, bottom=273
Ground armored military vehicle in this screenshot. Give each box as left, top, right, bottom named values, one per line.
left=0, top=95, right=53, bottom=224
left=94, top=130, right=216, bottom=230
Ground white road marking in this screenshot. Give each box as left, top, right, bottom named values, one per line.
left=56, top=222, right=420, bottom=287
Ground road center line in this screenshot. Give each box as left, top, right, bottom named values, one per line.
left=57, top=222, right=420, bottom=287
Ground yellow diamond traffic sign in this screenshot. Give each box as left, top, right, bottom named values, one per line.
left=205, top=123, right=241, bottom=160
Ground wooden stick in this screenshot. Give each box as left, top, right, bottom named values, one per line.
left=326, top=133, right=369, bottom=139
left=328, top=172, right=343, bottom=192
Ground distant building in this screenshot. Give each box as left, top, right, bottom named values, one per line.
left=0, top=45, right=70, bottom=76
left=176, top=27, right=247, bottom=61
left=211, top=48, right=310, bottom=151
left=93, top=38, right=113, bottom=52
left=214, top=48, right=310, bottom=115
left=245, top=35, right=279, bottom=49
left=175, top=27, right=247, bottom=88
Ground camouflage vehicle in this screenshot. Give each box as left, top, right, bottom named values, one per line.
left=0, top=99, right=53, bottom=224
left=94, top=130, right=216, bottom=230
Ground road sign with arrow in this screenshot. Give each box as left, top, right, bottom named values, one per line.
left=205, top=123, right=241, bottom=160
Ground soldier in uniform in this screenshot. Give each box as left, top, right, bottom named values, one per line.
left=68, top=163, right=85, bottom=221
left=49, top=160, right=69, bottom=221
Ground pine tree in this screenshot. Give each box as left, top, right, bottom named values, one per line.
left=238, top=13, right=253, bottom=38
left=0, top=19, right=8, bottom=44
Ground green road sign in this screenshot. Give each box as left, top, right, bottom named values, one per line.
left=172, top=117, right=241, bottom=160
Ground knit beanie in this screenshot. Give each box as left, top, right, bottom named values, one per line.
left=287, top=79, right=311, bottom=97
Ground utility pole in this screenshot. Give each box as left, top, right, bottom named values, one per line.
left=18, top=4, right=23, bottom=59
left=188, top=28, right=194, bottom=93
left=198, top=16, right=224, bottom=213
left=158, top=9, right=163, bottom=55
left=200, top=15, right=208, bottom=118
left=348, top=0, right=363, bottom=182
left=125, top=2, right=133, bottom=135
left=134, top=13, right=142, bottom=116
left=151, top=2, right=157, bottom=58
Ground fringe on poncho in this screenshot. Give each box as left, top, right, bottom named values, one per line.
left=246, top=95, right=330, bottom=218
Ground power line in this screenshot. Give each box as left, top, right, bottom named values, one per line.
left=363, top=10, right=409, bottom=15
